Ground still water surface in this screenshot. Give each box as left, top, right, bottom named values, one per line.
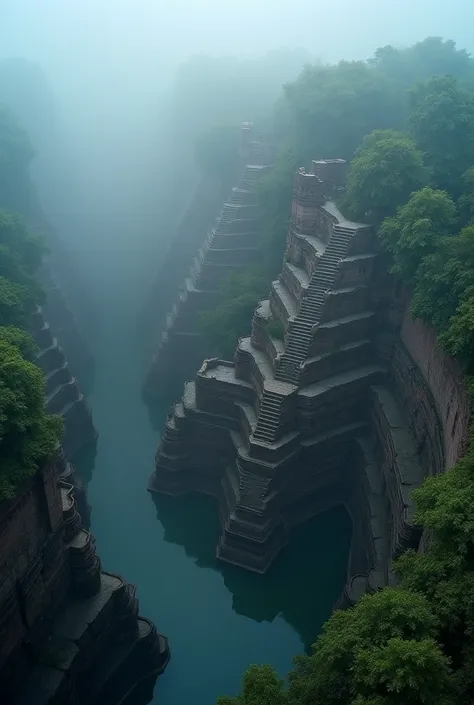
left=67, top=210, right=351, bottom=705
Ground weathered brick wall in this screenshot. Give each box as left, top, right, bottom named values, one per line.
left=400, top=305, right=469, bottom=468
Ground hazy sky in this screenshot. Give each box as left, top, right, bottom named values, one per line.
left=1, top=0, right=474, bottom=81
left=2, top=0, right=473, bottom=142
left=1, top=0, right=473, bottom=222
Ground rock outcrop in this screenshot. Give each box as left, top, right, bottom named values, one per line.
left=144, top=123, right=272, bottom=399
left=150, top=159, right=469, bottom=606
left=0, top=454, right=169, bottom=705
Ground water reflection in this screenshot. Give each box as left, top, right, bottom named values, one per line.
left=153, top=493, right=351, bottom=650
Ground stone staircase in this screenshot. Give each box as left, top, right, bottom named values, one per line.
left=230, top=187, right=250, bottom=205
left=239, top=166, right=264, bottom=190
left=275, top=223, right=357, bottom=385
left=252, top=387, right=285, bottom=443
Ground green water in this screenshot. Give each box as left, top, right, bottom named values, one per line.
left=68, top=212, right=352, bottom=705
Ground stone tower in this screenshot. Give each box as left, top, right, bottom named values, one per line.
left=150, top=159, right=428, bottom=605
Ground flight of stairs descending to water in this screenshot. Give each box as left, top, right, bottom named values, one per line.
left=275, top=223, right=358, bottom=385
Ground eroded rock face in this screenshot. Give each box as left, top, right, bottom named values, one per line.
left=0, top=455, right=169, bottom=705
left=150, top=158, right=469, bottom=609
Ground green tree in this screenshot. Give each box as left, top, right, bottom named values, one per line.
left=410, top=226, right=474, bottom=365
left=408, top=76, right=474, bottom=196
left=288, top=588, right=448, bottom=705
left=282, top=61, right=403, bottom=162
left=0, top=209, right=45, bottom=272
left=0, top=325, right=37, bottom=357
left=199, top=267, right=268, bottom=359
left=379, top=187, right=457, bottom=283
left=218, top=665, right=287, bottom=705
left=0, top=275, right=35, bottom=327
left=344, top=130, right=427, bottom=223
left=458, top=165, right=474, bottom=225
left=0, top=210, right=44, bottom=313
left=370, top=37, right=474, bottom=90
left=0, top=338, right=62, bottom=500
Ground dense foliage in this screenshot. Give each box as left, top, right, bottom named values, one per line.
left=201, top=36, right=474, bottom=359
left=218, top=36, right=474, bottom=705
left=0, top=104, right=61, bottom=501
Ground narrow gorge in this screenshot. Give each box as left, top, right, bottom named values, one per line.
left=1, top=19, right=474, bottom=705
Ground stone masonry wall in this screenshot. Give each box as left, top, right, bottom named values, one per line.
left=400, top=304, right=469, bottom=468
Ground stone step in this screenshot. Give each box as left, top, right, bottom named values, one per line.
left=259, top=412, right=280, bottom=423
left=261, top=397, right=281, bottom=407
left=259, top=405, right=280, bottom=416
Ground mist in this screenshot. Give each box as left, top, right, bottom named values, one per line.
left=2, top=3, right=474, bottom=704
left=2, top=1, right=473, bottom=229
left=1, top=1, right=473, bottom=295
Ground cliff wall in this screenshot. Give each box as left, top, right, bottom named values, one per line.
left=400, top=306, right=469, bottom=469
left=0, top=456, right=169, bottom=705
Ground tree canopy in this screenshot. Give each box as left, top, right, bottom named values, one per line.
left=408, top=76, right=474, bottom=197
left=344, top=130, right=427, bottom=223
left=0, top=337, right=62, bottom=500
left=0, top=106, right=59, bottom=500
left=379, top=187, right=457, bottom=282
